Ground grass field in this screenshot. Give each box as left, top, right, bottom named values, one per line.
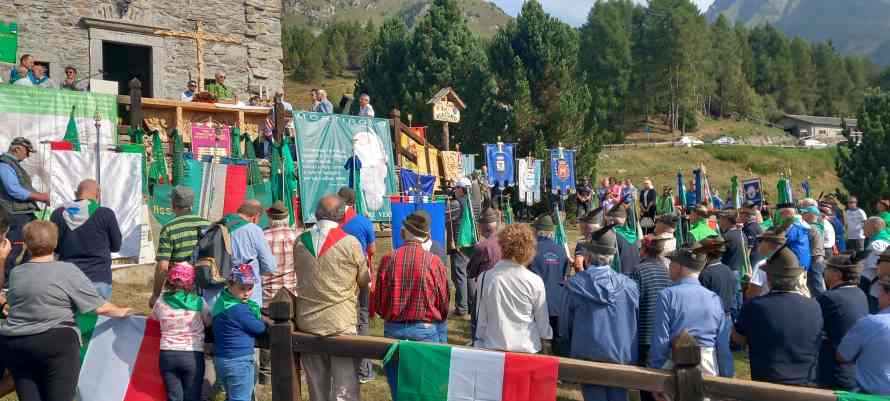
left=597, top=145, right=843, bottom=198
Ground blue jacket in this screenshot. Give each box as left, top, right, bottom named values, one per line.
left=528, top=236, right=569, bottom=317
left=560, top=266, right=640, bottom=365
left=212, top=303, right=267, bottom=358
left=786, top=221, right=812, bottom=271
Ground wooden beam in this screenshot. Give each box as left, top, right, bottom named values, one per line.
left=703, top=377, right=837, bottom=401
left=269, top=290, right=299, bottom=401
left=290, top=332, right=674, bottom=393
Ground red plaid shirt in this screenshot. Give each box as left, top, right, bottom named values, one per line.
left=262, top=222, right=299, bottom=305
left=372, top=242, right=450, bottom=323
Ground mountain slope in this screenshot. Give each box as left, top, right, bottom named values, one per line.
left=283, top=0, right=511, bottom=37
left=706, top=0, right=890, bottom=65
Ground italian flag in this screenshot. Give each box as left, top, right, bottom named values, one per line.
left=76, top=314, right=166, bottom=401
left=384, top=341, right=559, bottom=401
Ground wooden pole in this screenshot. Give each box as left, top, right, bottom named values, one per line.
left=390, top=109, right=402, bottom=169
left=129, top=78, right=142, bottom=131
left=269, top=289, right=300, bottom=401
left=671, top=330, right=704, bottom=401
left=443, top=121, right=450, bottom=151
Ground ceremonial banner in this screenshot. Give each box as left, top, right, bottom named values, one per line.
left=549, top=148, right=576, bottom=194
left=50, top=150, right=143, bottom=258
left=485, top=143, right=516, bottom=189
left=440, top=151, right=464, bottom=182
left=76, top=314, right=166, bottom=401
left=191, top=122, right=231, bottom=159
left=743, top=178, right=762, bottom=207
left=0, top=85, right=117, bottom=193
left=390, top=196, right=446, bottom=249
left=461, top=153, right=475, bottom=177
left=384, top=341, right=559, bottom=401
left=517, top=158, right=542, bottom=206
left=295, top=112, right=396, bottom=224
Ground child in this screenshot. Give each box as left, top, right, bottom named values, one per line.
left=151, top=262, right=210, bottom=401
left=212, top=264, right=268, bottom=401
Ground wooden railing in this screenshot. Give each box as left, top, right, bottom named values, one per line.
left=267, top=290, right=839, bottom=401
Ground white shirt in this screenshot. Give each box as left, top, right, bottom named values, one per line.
left=846, top=208, right=867, bottom=240
left=14, top=78, right=33, bottom=86
left=474, top=259, right=553, bottom=354
left=822, top=218, right=836, bottom=250
left=181, top=91, right=194, bottom=102
left=359, top=104, right=375, bottom=118
left=749, top=260, right=770, bottom=296
left=310, top=220, right=339, bottom=253
left=863, top=239, right=889, bottom=281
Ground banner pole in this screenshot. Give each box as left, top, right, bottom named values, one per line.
left=94, top=110, right=102, bottom=201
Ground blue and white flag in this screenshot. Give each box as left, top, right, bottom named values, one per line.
left=461, top=153, right=475, bottom=178
left=517, top=158, right=542, bottom=206
left=550, top=148, right=576, bottom=195
left=485, top=143, right=516, bottom=189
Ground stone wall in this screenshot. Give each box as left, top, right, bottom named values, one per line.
left=1, top=0, right=283, bottom=99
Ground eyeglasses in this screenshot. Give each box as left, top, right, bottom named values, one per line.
left=66, top=70, right=76, bottom=75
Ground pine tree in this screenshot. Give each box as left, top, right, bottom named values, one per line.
left=579, top=0, right=636, bottom=132
left=836, top=88, right=890, bottom=211
left=353, top=18, right=411, bottom=118
left=323, top=26, right=347, bottom=77
left=789, top=37, right=817, bottom=114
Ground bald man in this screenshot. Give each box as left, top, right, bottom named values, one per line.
left=50, top=179, right=121, bottom=299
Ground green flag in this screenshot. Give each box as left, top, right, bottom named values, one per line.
left=456, top=198, right=478, bottom=248
left=554, top=205, right=567, bottom=246
left=243, top=136, right=262, bottom=187
left=834, top=391, right=890, bottom=401
left=351, top=156, right=368, bottom=218
left=230, top=127, right=242, bottom=159
left=63, top=105, right=80, bottom=151
left=777, top=176, right=791, bottom=205
left=171, top=129, right=186, bottom=186
left=147, top=130, right=168, bottom=185
left=272, top=141, right=298, bottom=225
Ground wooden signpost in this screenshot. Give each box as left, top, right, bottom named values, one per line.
left=427, top=87, right=465, bottom=151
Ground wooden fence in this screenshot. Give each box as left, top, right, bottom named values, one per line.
left=267, top=290, right=839, bottom=401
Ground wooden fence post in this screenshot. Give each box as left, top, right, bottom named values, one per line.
left=390, top=109, right=402, bottom=169
left=269, top=289, right=300, bottom=401
left=129, top=78, right=142, bottom=130
left=671, top=330, right=704, bottom=401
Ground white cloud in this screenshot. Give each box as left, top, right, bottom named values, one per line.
left=491, top=0, right=715, bottom=27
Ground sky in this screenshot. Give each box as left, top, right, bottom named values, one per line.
left=491, top=0, right=716, bottom=27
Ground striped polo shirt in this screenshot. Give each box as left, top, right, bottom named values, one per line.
left=630, top=258, right=672, bottom=346
left=156, top=214, right=210, bottom=262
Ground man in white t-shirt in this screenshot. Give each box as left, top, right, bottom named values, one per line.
left=820, top=202, right=836, bottom=256
left=845, top=196, right=868, bottom=251
left=862, top=217, right=889, bottom=313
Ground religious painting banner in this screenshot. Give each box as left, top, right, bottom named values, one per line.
left=295, top=112, right=396, bottom=224
left=517, top=158, right=542, bottom=206
left=49, top=149, right=143, bottom=258
left=549, top=148, right=576, bottom=194
left=0, top=85, right=117, bottom=193
left=440, top=150, right=464, bottom=183
left=191, top=121, right=231, bottom=159
left=485, top=143, right=516, bottom=189
left=399, top=126, right=441, bottom=190
left=400, top=168, right=437, bottom=196
left=390, top=196, right=446, bottom=250
left=743, top=178, right=763, bottom=207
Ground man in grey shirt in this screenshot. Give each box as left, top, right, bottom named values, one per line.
left=313, top=89, right=334, bottom=113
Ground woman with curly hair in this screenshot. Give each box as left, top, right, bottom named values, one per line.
left=474, top=224, right=552, bottom=353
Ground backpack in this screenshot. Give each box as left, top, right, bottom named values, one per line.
left=192, top=219, right=234, bottom=289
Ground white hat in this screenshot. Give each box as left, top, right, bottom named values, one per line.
left=455, top=178, right=472, bottom=188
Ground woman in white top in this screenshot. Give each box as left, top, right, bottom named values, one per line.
left=474, top=224, right=552, bottom=353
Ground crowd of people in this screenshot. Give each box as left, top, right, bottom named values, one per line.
left=5, top=54, right=88, bottom=90
left=2, top=120, right=890, bottom=401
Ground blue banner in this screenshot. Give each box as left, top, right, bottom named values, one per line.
left=549, top=148, right=576, bottom=194
left=390, top=197, right=446, bottom=249
left=461, top=154, right=475, bottom=178
left=399, top=168, right=436, bottom=196
left=485, top=143, right=515, bottom=189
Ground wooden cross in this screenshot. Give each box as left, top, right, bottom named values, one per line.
left=154, top=20, right=241, bottom=92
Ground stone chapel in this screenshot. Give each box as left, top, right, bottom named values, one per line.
left=0, top=0, right=284, bottom=99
